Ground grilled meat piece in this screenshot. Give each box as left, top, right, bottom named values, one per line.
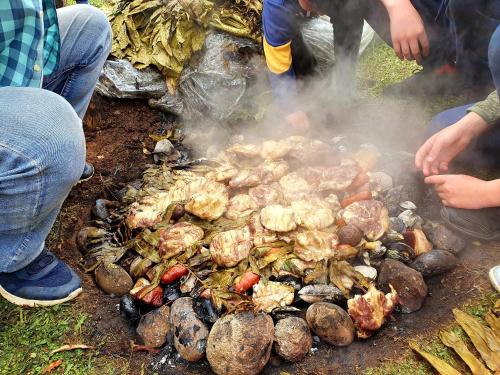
left=229, top=169, right=261, bottom=188
left=291, top=200, right=334, bottom=230
left=209, top=227, right=253, bottom=267
left=205, top=164, right=238, bottom=182
left=260, top=140, right=291, bottom=160
left=248, top=212, right=277, bottom=246
left=185, top=178, right=229, bottom=221
left=294, top=230, right=338, bottom=262
left=226, top=143, right=261, bottom=158
left=348, top=285, right=398, bottom=339
left=258, top=160, right=290, bottom=184
left=126, top=192, right=172, bottom=229
left=296, top=166, right=324, bottom=189
left=159, top=222, right=204, bottom=259
left=340, top=200, right=389, bottom=241
left=318, top=164, right=359, bottom=191
left=248, top=184, right=283, bottom=207
left=252, top=280, right=295, bottom=312
left=260, top=205, right=297, bottom=232
left=324, top=193, right=342, bottom=215
left=225, top=194, right=258, bottom=220
left=279, top=173, right=310, bottom=203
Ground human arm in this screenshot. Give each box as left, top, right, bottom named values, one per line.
left=379, top=0, right=429, bottom=64
left=425, top=175, right=500, bottom=209
left=263, top=0, right=310, bottom=131
left=415, top=112, right=490, bottom=176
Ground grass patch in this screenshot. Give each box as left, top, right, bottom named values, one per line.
left=357, top=40, right=421, bottom=97
left=364, top=292, right=499, bottom=374
left=0, top=299, right=125, bottom=375
left=65, top=0, right=104, bottom=7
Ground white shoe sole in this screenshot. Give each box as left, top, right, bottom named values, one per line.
left=489, top=266, right=500, bottom=293
left=0, top=285, right=82, bottom=307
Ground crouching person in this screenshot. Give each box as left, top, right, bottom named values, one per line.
left=415, top=24, right=500, bottom=292
left=0, top=1, right=111, bottom=306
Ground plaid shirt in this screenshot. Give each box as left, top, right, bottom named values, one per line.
left=0, top=0, right=60, bottom=88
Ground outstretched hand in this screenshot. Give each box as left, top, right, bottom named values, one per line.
left=425, top=174, right=498, bottom=209
left=286, top=110, right=311, bottom=132
left=415, top=113, right=489, bottom=176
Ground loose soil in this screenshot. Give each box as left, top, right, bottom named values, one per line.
left=53, top=94, right=498, bottom=375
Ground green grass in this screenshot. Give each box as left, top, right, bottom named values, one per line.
left=0, top=299, right=126, bottom=374
left=65, top=0, right=104, bottom=7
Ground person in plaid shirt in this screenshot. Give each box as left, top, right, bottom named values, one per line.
left=0, top=1, right=111, bottom=307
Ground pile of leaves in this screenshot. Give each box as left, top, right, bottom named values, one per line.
left=108, top=0, right=263, bottom=91
left=411, top=304, right=500, bottom=374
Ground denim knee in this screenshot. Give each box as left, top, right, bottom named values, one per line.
left=488, top=26, right=500, bottom=84
left=75, top=5, right=112, bottom=60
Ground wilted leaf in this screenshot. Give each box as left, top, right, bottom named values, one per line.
left=439, top=330, right=492, bottom=375
left=453, top=309, right=500, bottom=372
left=410, top=341, right=462, bottom=375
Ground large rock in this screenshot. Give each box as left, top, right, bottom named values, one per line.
left=274, top=317, right=312, bottom=362
left=136, top=305, right=171, bottom=348
left=306, top=302, right=355, bottom=346
left=410, top=250, right=458, bottom=277
left=378, top=259, right=428, bottom=313
left=422, top=221, right=466, bottom=255
left=94, top=263, right=133, bottom=296
left=206, top=312, right=274, bottom=375
left=170, top=297, right=209, bottom=362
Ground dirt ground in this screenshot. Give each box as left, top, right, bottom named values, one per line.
left=55, top=94, right=498, bottom=374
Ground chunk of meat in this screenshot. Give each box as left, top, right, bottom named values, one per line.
left=248, top=212, right=277, bottom=246
left=352, top=144, right=380, bottom=172
left=340, top=200, right=389, bottom=241
left=260, top=140, right=291, bottom=160
left=296, top=166, right=324, bottom=189
left=291, top=200, right=334, bottom=230
left=184, top=178, right=229, bottom=221
left=260, top=205, right=297, bottom=232
left=158, top=222, right=204, bottom=259
left=126, top=193, right=170, bottom=229
left=205, top=164, right=238, bottom=182
left=252, top=280, right=295, bottom=312
left=258, top=160, right=290, bottom=184
left=318, top=164, right=359, bottom=191
left=323, top=194, right=342, bottom=215
left=279, top=173, right=310, bottom=203
left=288, top=139, right=337, bottom=165
left=348, top=285, right=398, bottom=339
left=229, top=169, right=261, bottom=188
left=226, top=143, right=261, bottom=158
left=209, top=227, right=253, bottom=267
left=294, top=230, right=338, bottom=262
left=248, top=184, right=283, bottom=207
left=225, top=194, right=258, bottom=220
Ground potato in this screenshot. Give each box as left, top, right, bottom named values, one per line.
left=95, top=263, right=133, bottom=296
left=206, top=312, right=274, bottom=375
left=274, top=317, right=312, bottom=362
left=170, top=297, right=209, bottom=362
left=338, top=224, right=363, bottom=246
left=306, top=302, right=355, bottom=346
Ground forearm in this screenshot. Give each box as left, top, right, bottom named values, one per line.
left=379, top=0, right=413, bottom=13
left=483, top=179, right=500, bottom=207
left=455, top=112, right=490, bottom=141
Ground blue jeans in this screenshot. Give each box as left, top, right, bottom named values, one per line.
left=0, top=5, right=111, bottom=273
left=428, top=25, right=500, bottom=167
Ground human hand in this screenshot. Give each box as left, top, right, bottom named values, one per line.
left=415, top=113, right=489, bottom=176
left=425, top=174, right=499, bottom=209
left=386, top=0, right=429, bottom=64
left=286, top=110, right=310, bottom=132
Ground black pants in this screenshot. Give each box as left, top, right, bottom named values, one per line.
left=292, top=0, right=453, bottom=77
